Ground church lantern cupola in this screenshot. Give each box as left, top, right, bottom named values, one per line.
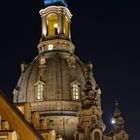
left=40, top=0, right=71, bottom=40
left=38, top=0, right=74, bottom=54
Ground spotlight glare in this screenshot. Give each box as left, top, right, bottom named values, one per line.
left=111, top=118, right=116, bottom=124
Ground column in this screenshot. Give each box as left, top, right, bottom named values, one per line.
left=42, top=16, right=47, bottom=36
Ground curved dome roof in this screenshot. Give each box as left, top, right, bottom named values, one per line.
left=13, top=50, right=97, bottom=103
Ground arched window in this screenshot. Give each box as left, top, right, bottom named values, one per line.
left=35, top=81, right=45, bottom=100
left=47, top=14, right=58, bottom=36
left=71, top=81, right=80, bottom=100
left=94, top=131, right=100, bottom=140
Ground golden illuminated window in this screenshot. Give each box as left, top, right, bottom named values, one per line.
left=48, top=44, right=54, bottom=50
left=72, top=82, right=80, bottom=100
left=47, top=14, right=58, bottom=36
left=64, top=16, right=69, bottom=37
left=35, top=82, right=45, bottom=100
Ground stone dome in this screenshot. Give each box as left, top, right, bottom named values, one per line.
left=12, top=42, right=98, bottom=140
left=12, top=4, right=98, bottom=139
left=13, top=49, right=97, bottom=103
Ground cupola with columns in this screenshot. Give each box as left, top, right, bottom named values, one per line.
left=38, top=0, right=73, bottom=54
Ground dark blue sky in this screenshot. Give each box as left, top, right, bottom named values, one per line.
left=0, top=1, right=139, bottom=139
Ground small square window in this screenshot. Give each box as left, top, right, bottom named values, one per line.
left=48, top=44, right=54, bottom=50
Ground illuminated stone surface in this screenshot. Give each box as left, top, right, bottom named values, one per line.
left=0, top=1, right=129, bottom=140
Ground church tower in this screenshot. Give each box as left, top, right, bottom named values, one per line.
left=109, top=101, right=129, bottom=140
left=74, top=64, right=106, bottom=140
left=11, top=1, right=129, bottom=140
left=12, top=0, right=98, bottom=139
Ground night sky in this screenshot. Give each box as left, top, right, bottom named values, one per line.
left=0, top=1, right=139, bottom=139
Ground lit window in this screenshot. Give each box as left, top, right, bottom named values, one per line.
left=47, top=14, right=58, bottom=35
left=48, top=44, right=54, bottom=50
left=36, top=83, right=44, bottom=100
left=72, top=83, right=80, bottom=100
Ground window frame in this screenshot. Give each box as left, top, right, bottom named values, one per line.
left=71, top=81, right=80, bottom=101
left=34, top=81, right=45, bottom=101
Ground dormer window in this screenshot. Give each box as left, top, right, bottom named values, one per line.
left=71, top=81, right=80, bottom=100
left=37, top=83, right=43, bottom=100
left=35, top=81, right=45, bottom=101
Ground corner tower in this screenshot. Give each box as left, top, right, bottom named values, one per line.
left=110, top=101, right=129, bottom=140
left=74, top=64, right=106, bottom=140
left=13, top=1, right=99, bottom=140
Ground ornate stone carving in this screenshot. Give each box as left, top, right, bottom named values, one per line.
left=112, top=101, right=125, bottom=133
left=81, top=63, right=99, bottom=109
left=66, top=55, right=76, bottom=68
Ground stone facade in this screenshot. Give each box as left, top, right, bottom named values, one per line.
left=12, top=2, right=97, bottom=139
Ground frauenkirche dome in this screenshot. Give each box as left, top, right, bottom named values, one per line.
left=10, top=1, right=129, bottom=140
left=12, top=1, right=98, bottom=139
left=13, top=51, right=97, bottom=103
